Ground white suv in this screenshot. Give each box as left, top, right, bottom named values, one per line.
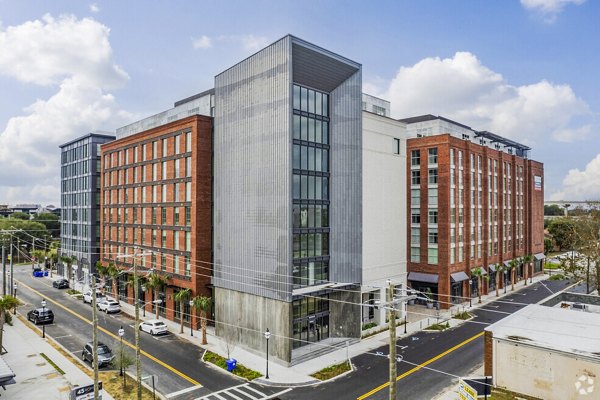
left=83, top=291, right=105, bottom=304
left=97, top=299, right=121, bottom=313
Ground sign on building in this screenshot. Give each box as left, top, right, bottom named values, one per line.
left=458, top=379, right=477, bottom=400
left=534, top=175, right=542, bottom=191
left=70, top=382, right=102, bottom=400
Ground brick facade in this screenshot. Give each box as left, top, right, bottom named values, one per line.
left=99, top=115, right=212, bottom=329
left=406, top=134, right=544, bottom=308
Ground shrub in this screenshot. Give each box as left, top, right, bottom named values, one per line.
left=362, top=322, right=377, bottom=331
left=203, top=350, right=262, bottom=380
left=549, top=274, right=565, bottom=281
left=311, top=361, right=351, bottom=380
left=426, top=322, right=450, bottom=331
left=453, top=311, right=472, bottom=320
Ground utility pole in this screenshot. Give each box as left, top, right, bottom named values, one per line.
left=388, top=280, right=397, bottom=400
left=9, top=235, right=13, bottom=296
left=2, top=243, right=6, bottom=296
left=92, top=275, right=99, bottom=400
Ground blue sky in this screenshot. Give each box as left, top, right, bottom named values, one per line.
left=0, top=0, right=598, bottom=204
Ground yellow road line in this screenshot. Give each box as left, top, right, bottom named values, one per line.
left=16, top=279, right=201, bottom=387
left=357, top=331, right=485, bottom=399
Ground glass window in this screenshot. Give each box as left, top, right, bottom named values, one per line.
left=411, top=247, right=420, bottom=262
left=428, top=228, right=438, bottom=244
left=293, top=85, right=300, bottom=110
left=186, top=131, right=192, bottom=152
left=428, top=188, right=438, bottom=206
left=428, top=169, right=438, bottom=184
left=428, top=248, right=438, bottom=264
left=428, top=210, right=438, bottom=224
left=428, top=148, right=438, bottom=164
left=411, top=209, right=421, bottom=224
left=411, top=150, right=420, bottom=166
left=412, top=170, right=420, bottom=185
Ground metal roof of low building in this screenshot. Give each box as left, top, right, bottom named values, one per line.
left=485, top=304, right=600, bottom=360
left=474, top=131, right=531, bottom=151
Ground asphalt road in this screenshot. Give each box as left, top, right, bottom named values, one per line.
left=285, top=278, right=573, bottom=400
left=12, top=264, right=284, bottom=400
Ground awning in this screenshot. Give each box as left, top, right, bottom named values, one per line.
left=408, top=272, right=439, bottom=284
left=0, top=356, right=16, bottom=386
left=534, top=253, right=545, bottom=261
left=488, top=264, right=496, bottom=272
left=503, top=260, right=512, bottom=268
left=450, top=271, right=470, bottom=282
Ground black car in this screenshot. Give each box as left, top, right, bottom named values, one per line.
left=26, top=308, right=54, bottom=325
left=52, top=278, right=69, bottom=289
left=82, top=342, right=114, bottom=367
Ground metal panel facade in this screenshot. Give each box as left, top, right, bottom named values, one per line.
left=329, top=71, right=363, bottom=284
left=214, top=37, right=292, bottom=301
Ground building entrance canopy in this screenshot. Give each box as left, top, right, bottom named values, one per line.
left=450, top=271, right=470, bottom=282
left=408, top=272, right=439, bottom=284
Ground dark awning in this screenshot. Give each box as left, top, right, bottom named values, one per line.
left=451, top=271, right=470, bottom=282
left=408, top=272, right=439, bottom=284
left=488, top=264, right=496, bottom=272
left=534, top=253, right=545, bottom=261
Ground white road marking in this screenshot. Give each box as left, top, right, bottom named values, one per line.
left=165, top=384, right=204, bottom=398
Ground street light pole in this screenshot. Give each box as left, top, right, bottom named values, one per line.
left=13, top=283, right=17, bottom=314
left=41, top=299, right=46, bottom=338
left=388, top=280, right=397, bottom=400
left=92, top=275, right=99, bottom=400
left=189, top=300, right=194, bottom=336
left=118, top=326, right=125, bottom=380
left=404, top=301, right=407, bottom=335
left=264, top=328, right=271, bottom=379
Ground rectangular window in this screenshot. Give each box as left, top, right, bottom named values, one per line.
left=411, top=189, right=420, bottom=207
left=411, top=170, right=420, bottom=185
left=428, top=248, right=438, bottom=264
left=174, top=159, right=180, bottom=178
left=186, top=131, right=192, bottom=152
left=185, top=207, right=191, bottom=226
left=428, top=188, right=438, bottom=206
left=185, top=231, right=191, bottom=251
left=428, top=228, right=438, bottom=244
left=186, top=157, right=191, bottom=177
left=162, top=138, right=168, bottom=157
left=428, top=210, right=438, bottom=224
left=411, top=150, right=420, bottom=166
left=174, top=207, right=179, bottom=225
left=428, top=169, right=438, bottom=184
left=411, top=247, right=420, bottom=262
left=161, top=207, right=167, bottom=224
left=175, top=135, right=181, bottom=154
left=411, top=209, right=421, bottom=224
left=153, top=141, right=158, bottom=159
left=174, top=231, right=179, bottom=250
left=186, top=182, right=191, bottom=201
left=394, top=138, right=401, bottom=155
left=428, top=148, right=438, bottom=164
left=411, top=228, right=420, bottom=245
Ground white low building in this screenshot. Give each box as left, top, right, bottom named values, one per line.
left=485, top=304, right=600, bottom=400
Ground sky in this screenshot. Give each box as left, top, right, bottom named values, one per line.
left=0, top=0, right=598, bottom=205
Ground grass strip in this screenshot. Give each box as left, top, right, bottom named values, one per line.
left=40, top=352, right=65, bottom=375
left=310, top=361, right=351, bottom=381
left=203, top=350, right=262, bottom=380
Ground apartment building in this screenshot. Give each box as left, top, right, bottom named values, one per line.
left=59, top=132, right=115, bottom=284
left=402, top=115, right=544, bottom=307
left=99, top=115, right=212, bottom=325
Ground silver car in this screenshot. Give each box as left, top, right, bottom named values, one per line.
left=97, top=298, right=121, bottom=313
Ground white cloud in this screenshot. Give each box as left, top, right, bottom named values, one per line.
left=192, top=35, right=212, bottom=49
left=239, top=34, right=270, bottom=52
left=0, top=14, right=131, bottom=204
left=550, top=153, right=600, bottom=200
left=521, top=0, right=586, bottom=23
left=383, top=51, right=590, bottom=144
left=89, top=3, right=100, bottom=13
left=0, top=14, right=128, bottom=88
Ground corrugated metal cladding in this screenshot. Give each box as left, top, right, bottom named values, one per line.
left=329, top=71, right=363, bottom=285
left=214, top=36, right=293, bottom=302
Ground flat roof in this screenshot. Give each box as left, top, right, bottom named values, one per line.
left=59, top=132, right=115, bottom=148
left=475, top=130, right=531, bottom=151
left=485, top=304, right=600, bottom=360
left=398, top=114, right=473, bottom=131
left=173, top=88, right=214, bottom=107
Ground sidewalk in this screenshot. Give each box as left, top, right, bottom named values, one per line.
left=2, top=311, right=114, bottom=399
left=63, top=273, right=549, bottom=387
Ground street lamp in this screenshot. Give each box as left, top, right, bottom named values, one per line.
left=264, top=328, right=271, bottom=379
left=141, top=285, right=146, bottom=317
left=41, top=299, right=47, bottom=338
left=404, top=302, right=408, bottom=334
left=189, top=300, right=194, bottom=336
left=118, top=326, right=125, bottom=377
left=13, top=283, right=17, bottom=314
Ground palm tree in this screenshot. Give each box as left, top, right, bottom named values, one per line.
left=106, top=263, right=120, bottom=299
left=145, top=272, right=170, bottom=319
left=495, top=263, right=504, bottom=297
left=508, top=259, right=518, bottom=291
left=95, top=261, right=108, bottom=294
left=60, top=255, right=77, bottom=287
left=192, top=295, right=212, bottom=345
left=522, top=254, right=533, bottom=284
left=0, top=295, right=20, bottom=353
left=174, top=289, right=191, bottom=334
left=471, top=267, right=484, bottom=303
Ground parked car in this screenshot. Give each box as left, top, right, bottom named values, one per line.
left=32, top=264, right=42, bottom=271
left=139, top=320, right=168, bottom=335
left=27, top=308, right=54, bottom=325
left=82, top=291, right=105, bottom=304
left=81, top=342, right=114, bottom=367
left=52, top=278, right=69, bottom=289
left=97, top=299, right=121, bottom=313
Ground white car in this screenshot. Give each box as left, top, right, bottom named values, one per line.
left=97, top=299, right=121, bottom=313
left=139, top=320, right=168, bottom=335
left=83, top=291, right=105, bottom=304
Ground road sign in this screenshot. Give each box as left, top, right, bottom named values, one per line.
left=70, top=382, right=102, bottom=400
left=458, top=379, right=477, bottom=400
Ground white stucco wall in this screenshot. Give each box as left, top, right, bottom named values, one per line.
left=493, top=339, right=599, bottom=400
left=361, top=112, right=407, bottom=324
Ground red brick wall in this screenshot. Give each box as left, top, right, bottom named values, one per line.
left=484, top=330, right=493, bottom=377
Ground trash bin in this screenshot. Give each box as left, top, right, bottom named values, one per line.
left=225, top=358, right=237, bottom=372
left=43, top=271, right=49, bottom=276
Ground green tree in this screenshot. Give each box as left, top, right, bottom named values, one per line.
left=508, top=259, right=518, bottom=291
left=547, top=218, right=578, bottom=251
left=174, top=289, right=191, bottom=334
left=60, top=255, right=77, bottom=287
left=95, top=262, right=108, bottom=294
left=145, top=272, right=170, bottom=319
left=0, top=295, right=20, bottom=353
left=192, top=295, right=212, bottom=345
left=9, top=212, right=29, bottom=220
left=110, top=347, right=134, bottom=390
left=471, top=267, right=484, bottom=303
left=107, top=263, right=120, bottom=299
left=544, top=204, right=563, bottom=216
left=544, top=238, right=554, bottom=255
left=32, top=212, right=60, bottom=237
left=522, top=254, right=533, bottom=284
left=494, top=263, right=504, bottom=297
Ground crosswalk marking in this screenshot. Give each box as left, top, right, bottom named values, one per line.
left=195, top=383, right=291, bottom=400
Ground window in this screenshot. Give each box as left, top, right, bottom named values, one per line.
left=411, top=170, right=420, bottom=185
left=428, top=188, right=438, bottom=206
left=174, top=207, right=179, bottom=225
left=428, top=228, right=438, bottom=244
left=428, top=248, right=438, bottom=264
left=428, top=148, right=438, bottom=164
left=428, top=169, right=438, bottom=184
left=393, top=138, right=401, bottom=155
left=411, top=247, right=420, bottom=262
left=162, top=138, right=168, bottom=157
left=186, top=182, right=191, bottom=201
left=411, top=228, right=420, bottom=245
left=411, top=150, right=420, bottom=166
left=411, top=209, right=421, bottom=224
left=175, top=135, right=181, bottom=154
left=185, top=207, right=191, bottom=226
left=428, top=210, right=438, bottom=224
left=411, top=189, right=420, bottom=207
left=186, top=131, right=192, bottom=152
